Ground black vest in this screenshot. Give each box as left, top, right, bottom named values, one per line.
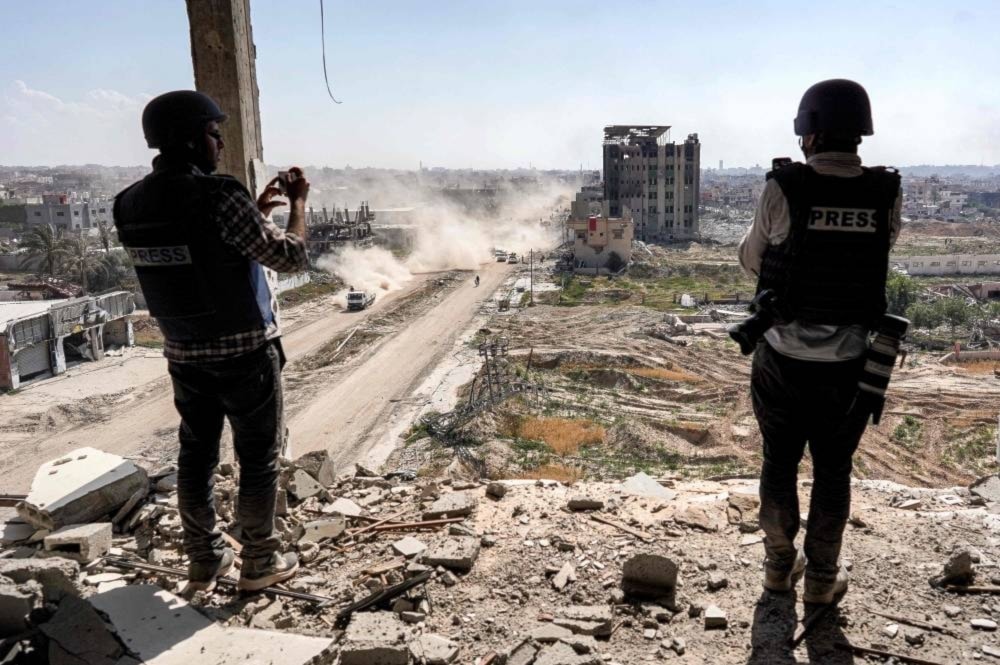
left=757, top=162, right=899, bottom=326
left=113, top=158, right=270, bottom=343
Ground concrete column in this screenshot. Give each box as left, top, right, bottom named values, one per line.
left=52, top=338, right=66, bottom=376
left=103, top=318, right=134, bottom=347
left=88, top=327, right=105, bottom=362
left=0, top=338, right=17, bottom=391
left=186, top=0, right=263, bottom=190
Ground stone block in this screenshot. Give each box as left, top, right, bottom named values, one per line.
left=294, top=450, right=337, bottom=487
left=567, top=495, right=604, bottom=511
left=485, top=482, right=507, bottom=499
left=297, top=516, right=346, bottom=544
left=43, top=522, right=112, bottom=563
left=39, top=595, right=124, bottom=665
left=17, top=447, right=148, bottom=530
left=553, top=606, right=613, bottom=637
left=620, top=472, right=677, bottom=501
left=422, top=492, right=477, bottom=520
left=341, top=611, right=410, bottom=665
left=622, top=553, right=678, bottom=600
left=409, top=633, right=459, bottom=664
left=0, top=579, right=40, bottom=638
left=423, top=536, right=480, bottom=572
left=503, top=639, right=539, bottom=665
left=286, top=469, right=323, bottom=500
left=392, top=536, right=427, bottom=558
left=534, top=641, right=602, bottom=665
left=0, top=558, right=80, bottom=602
left=971, top=474, right=1000, bottom=503
left=322, top=497, right=364, bottom=517
left=705, top=604, right=727, bottom=630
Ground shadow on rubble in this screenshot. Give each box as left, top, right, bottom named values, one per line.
left=746, top=592, right=852, bottom=664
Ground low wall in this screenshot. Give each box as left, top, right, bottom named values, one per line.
left=275, top=273, right=311, bottom=294
left=940, top=349, right=1000, bottom=364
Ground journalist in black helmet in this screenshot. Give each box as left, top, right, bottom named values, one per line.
left=735, top=79, right=905, bottom=605
left=114, top=91, right=311, bottom=594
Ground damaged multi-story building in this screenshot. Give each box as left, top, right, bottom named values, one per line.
left=0, top=292, right=134, bottom=390
left=602, top=126, right=700, bottom=242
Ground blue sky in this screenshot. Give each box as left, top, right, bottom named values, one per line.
left=2, top=1, right=999, bottom=168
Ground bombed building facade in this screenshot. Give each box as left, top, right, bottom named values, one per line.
left=603, top=125, right=700, bottom=242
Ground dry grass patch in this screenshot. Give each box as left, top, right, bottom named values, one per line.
left=515, top=463, right=584, bottom=483
left=956, top=360, right=1000, bottom=375
left=627, top=367, right=704, bottom=383
left=514, top=416, right=606, bottom=455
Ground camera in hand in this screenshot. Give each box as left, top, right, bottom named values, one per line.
left=727, top=289, right=783, bottom=355
left=276, top=170, right=291, bottom=195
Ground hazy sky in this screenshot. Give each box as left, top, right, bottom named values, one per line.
left=2, top=1, right=999, bottom=169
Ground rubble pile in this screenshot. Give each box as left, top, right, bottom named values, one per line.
left=4, top=447, right=1000, bottom=663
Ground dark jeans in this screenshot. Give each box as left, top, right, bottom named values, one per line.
left=751, top=341, right=868, bottom=585
left=167, top=341, right=285, bottom=572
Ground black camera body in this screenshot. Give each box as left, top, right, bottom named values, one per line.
left=727, top=289, right=784, bottom=355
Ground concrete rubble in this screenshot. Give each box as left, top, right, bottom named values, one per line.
left=16, top=447, right=148, bottom=530
left=4, top=446, right=1000, bottom=664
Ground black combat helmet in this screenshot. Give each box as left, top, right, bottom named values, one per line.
left=141, top=90, right=227, bottom=149
left=793, top=79, right=873, bottom=137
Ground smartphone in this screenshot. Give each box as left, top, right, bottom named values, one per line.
left=771, top=157, right=792, bottom=171
left=276, top=171, right=291, bottom=195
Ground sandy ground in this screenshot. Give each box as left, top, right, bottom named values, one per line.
left=0, top=270, right=454, bottom=492
left=289, top=260, right=514, bottom=470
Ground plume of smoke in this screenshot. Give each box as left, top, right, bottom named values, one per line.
left=315, top=245, right=412, bottom=307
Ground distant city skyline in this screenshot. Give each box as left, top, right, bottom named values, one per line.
left=2, top=1, right=999, bottom=169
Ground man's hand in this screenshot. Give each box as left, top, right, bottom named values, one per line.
left=256, top=182, right=285, bottom=217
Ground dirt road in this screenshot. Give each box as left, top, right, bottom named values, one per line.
left=0, top=278, right=428, bottom=492
left=289, top=260, right=511, bottom=468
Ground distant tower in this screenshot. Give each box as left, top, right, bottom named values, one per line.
left=719, top=160, right=723, bottom=171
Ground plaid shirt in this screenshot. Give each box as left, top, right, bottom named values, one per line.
left=164, top=180, right=309, bottom=363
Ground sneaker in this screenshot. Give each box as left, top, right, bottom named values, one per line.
left=763, top=550, right=806, bottom=592
left=803, top=564, right=849, bottom=604
left=182, top=547, right=236, bottom=595
left=237, top=552, right=299, bottom=592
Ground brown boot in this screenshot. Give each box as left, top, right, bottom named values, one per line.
left=237, top=552, right=299, bottom=591
left=802, top=564, right=849, bottom=604
left=763, top=550, right=806, bottom=592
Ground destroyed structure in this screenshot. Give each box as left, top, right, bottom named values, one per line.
left=0, top=292, right=134, bottom=390
left=566, top=214, right=635, bottom=275
left=603, top=126, right=701, bottom=242
left=274, top=202, right=375, bottom=259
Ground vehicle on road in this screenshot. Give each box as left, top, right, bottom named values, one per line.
left=496, top=252, right=508, bottom=262
left=507, top=253, right=518, bottom=263
left=346, top=290, right=376, bottom=311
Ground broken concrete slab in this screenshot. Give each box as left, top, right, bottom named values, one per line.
left=0, top=522, right=33, bottom=546
left=620, top=472, right=677, bottom=501
left=341, top=611, right=410, bottom=665
left=423, top=536, right=480, bottom=572
left=322, top=497, right=364, bottom=517
left=0, top=578, right=40, bottom=638
left=17, top=447, right=148, bottom=530
left=422, top=492, right=477, bottom=520
left=294, top=450, right=337, bottom=487
left=297, top=516, right=346, bottom=544
left=674, top=504, right=720, bottom=532
left=0, top=557, right=80, bottom=602
left=89, top=584, right=333, bottom=664
left=971, top=474, right=1000, bottom=503
left=553, top=606, right=613, bottom=637
left=43, top=522, right=112, bottom=563
left=39, top=594, right=124, bottom=665
left=286, top=469, right=324, bottom=500
left=409, top=633, right=459, bottom=664
left=503, top=639, right=539, bottom=665
left=533, top=641, right=602, bottom=665
left=155, top=473, right=178, bottom=493
left=531, top=622, right=574, bottom=643
left=930, top=547, right=975, bottom=587
left=392, top=536, right=427, bottom=558
left=622, top=553, right=678, bottom=600
left=726, top=492, right=760, bottom=530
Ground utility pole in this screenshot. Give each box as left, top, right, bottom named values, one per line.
left=186, top=0, right=262, bottom=191
left=529, top=248, right=534, bottom=307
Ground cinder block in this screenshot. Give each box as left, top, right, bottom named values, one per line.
left=43, top=523, right=112, bottom=563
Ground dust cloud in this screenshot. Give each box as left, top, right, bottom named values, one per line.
left=314, top=184, right=569, bottom=304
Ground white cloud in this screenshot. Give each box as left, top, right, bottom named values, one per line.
left=1, top=80, right=152, bottom=165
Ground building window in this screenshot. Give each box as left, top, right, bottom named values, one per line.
left=98, top=208, right=106, bottom=213
left=930, top=262, right=940, bottom=267
left=946, top=261, right=956, bottom=267
left=56, top=211, right=65, bottom=217
left=961, top=261, right=971, bottom=266
left=34, top=211, right=41, bottom=216
left=612, top=229, right=623, bottom=239
left=73, top=210, right=80, bottom=216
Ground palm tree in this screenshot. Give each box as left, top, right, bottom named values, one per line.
left=18, top=225, right=68, bottom=277
left=57, top=236, right=107, bottom=295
